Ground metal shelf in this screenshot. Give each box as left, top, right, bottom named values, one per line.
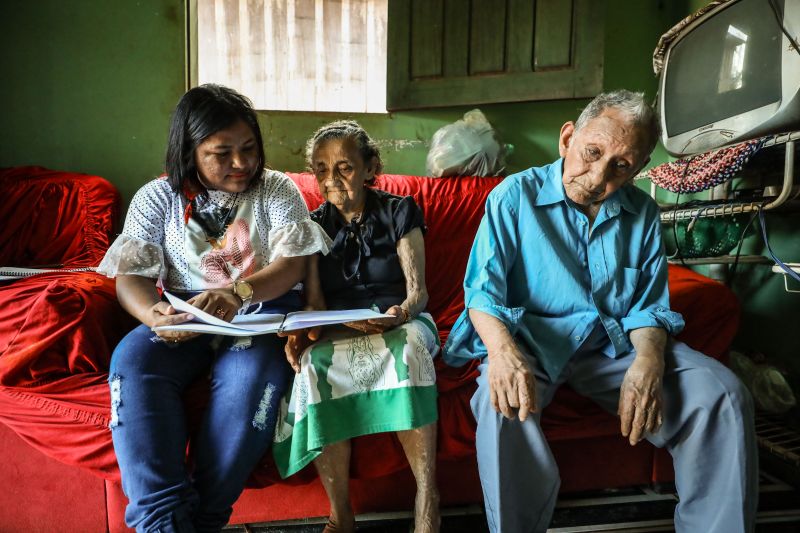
left=771, top=263, right=800, bottom=294
left=641, top=135, right=797, bottom=221
left=668, top=255, right=772, bottom=266
left=771, top=263, right=800, bottom=274
left=659, top=201, right=764, bottom=222
left=762, top=130, right=800, bottom=148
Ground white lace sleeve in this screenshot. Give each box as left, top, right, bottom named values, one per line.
left=97, top=235, right=167, bottom=280
left=267, top=219, right=332, bottom=263
left=97, top=179, right=174, bottom=280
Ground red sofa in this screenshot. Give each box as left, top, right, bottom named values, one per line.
left=0, top=167, right=740, bottom=532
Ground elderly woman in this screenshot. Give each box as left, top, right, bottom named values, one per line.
left=97, top=85, right=331, bottom=533
left=273, top=121, right=440, bottom=533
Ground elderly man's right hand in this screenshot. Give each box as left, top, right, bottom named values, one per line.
left=487, top=344, right=538, bottom=421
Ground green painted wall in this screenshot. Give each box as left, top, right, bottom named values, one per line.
left=0, top=0, right=682, bottom=197
left=0, top=0, right=185, bottom=205
left=1, top=0, right=797, bottom=387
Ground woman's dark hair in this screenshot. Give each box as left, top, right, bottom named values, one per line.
left=165, top=84, right=266, bottom=192
left=305, top=120, right=383, bottom=184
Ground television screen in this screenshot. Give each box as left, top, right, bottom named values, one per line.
left=664, top=0, right=784, bottom=137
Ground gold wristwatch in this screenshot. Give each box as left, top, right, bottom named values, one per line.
left=233, top=279, right=254, bottom=310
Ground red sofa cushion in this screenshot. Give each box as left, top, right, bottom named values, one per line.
left=0, top=170, right=740, bottom=504
left=0, top=166, right=119, bottom=267
left=0, top=167, right=133, bottom=479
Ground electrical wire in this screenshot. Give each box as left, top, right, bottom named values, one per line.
left=768, top=0, right=800, bottom=56
left=726, top=207, right=761, bottom=286
left=668, top=155, right=696, bottom=265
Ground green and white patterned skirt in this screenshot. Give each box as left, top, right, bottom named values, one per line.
left=273, top=313, right=440, bottom=478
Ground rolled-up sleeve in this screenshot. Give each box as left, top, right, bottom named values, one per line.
left=463, top=190, right=526, bottom=334
left=445, top=187, right=525, bottom=365
left=621, top=202, right=685, bottom=335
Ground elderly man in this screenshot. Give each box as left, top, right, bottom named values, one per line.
left=444, top=90, right=757, bottom=533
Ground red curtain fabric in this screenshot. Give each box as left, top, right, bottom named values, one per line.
left=0, top=169, right=740, bottom=488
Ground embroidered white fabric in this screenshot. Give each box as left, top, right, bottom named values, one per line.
left=268, top=219, right=332, bottom=263
left=97, top=235, right=167, bottom=281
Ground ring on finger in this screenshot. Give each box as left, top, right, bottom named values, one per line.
left=214, top=306, right=226, bottom=319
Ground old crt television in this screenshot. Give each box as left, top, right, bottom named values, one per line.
left=658, top=0, right=800, bottom=157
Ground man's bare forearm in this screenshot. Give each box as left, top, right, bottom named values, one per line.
left=629, top=327, right=667, bottom=361
left=468, top=308, right=521, bottom=359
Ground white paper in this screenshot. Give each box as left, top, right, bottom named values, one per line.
left=282, top=309, right=392, bottom=331
left=154, top=291, right=393, bottom=336
left=163, top=291, right=251, bottom=330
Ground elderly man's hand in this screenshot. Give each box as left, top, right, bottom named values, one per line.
left=618, top=352, right=664, bottom=445
left=487, top=344, right=538, bottom=421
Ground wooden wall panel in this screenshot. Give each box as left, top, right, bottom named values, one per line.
left=506, top=0, right=535, bottom=73
left=388, top=0, right=603, bottom=109
left=410, top=0, right=444, bottom=78
left=469, top=0, right=507, bottom=74
left=534, top=0, right=574, bottom=69
left=442, top=0, right=469, bottom=77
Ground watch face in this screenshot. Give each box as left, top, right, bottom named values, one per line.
left=236, top=280, right=253, bottom=299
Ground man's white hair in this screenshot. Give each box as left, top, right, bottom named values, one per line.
left=574, top=90, right=661, bottom=155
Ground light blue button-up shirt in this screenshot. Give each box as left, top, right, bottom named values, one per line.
left=444, top=158, right=685, bottom=381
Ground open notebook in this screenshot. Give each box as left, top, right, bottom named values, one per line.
left=153, top=291, right=393, bottom=336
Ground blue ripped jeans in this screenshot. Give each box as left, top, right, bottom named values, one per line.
left=108, top=292, right=299, bottom=533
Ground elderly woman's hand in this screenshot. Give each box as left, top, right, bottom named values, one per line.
left=279, top=326, right=322, bottom=373
left=344, top=305, right=408, bottom=334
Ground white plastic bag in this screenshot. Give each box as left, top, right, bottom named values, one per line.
left=730, top=351, right=797, bottom=413
left=426, top=109, right=506, bottom=177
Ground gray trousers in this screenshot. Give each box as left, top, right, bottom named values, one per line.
left=471, top=328, right=758, bottom=533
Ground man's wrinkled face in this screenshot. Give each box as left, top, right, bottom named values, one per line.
left=559, top=108, right=651, bottom=209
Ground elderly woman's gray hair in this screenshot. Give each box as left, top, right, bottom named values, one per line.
left=575, top=90, right=661, bottom=155
left=306, top=120, right=384, bottom=181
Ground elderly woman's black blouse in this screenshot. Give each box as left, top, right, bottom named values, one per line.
left=310, top=188, right=426, bottom=312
